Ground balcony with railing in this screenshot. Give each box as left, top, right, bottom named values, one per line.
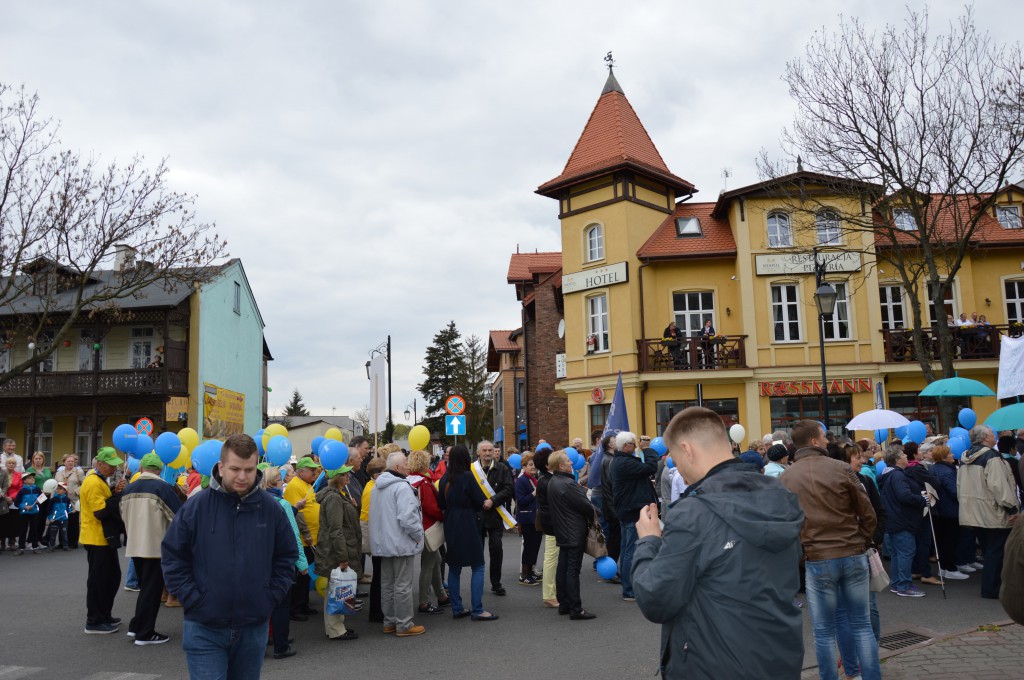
left=638, top=336, right=748, bottom=372
left=881, top=324, right=1018, bottom=363
left=0, top=367, right=188, bottom=399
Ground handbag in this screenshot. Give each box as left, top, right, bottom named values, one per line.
left=424, top=520, right=445, bottom=552
left=584, top=523, right=608, bottom=558
left=866, top=547, right=890, bottom=592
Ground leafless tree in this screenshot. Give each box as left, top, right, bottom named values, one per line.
left=0, top=84, right=227, bottom=385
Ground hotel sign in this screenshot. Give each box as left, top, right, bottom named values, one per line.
left=755, top=252, right=861, bottom=276
left=759, top=378, right=872, bottom=397
left=563, top=261, right=628, bottom=294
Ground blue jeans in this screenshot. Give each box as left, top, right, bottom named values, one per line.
left=835, top=591, right=880, bottom=677
left=447, top=564, right=484, bottom=617
left=182, top=619, right=268, bottom=680
left=125, top=558, right=138, bottom=589
left=888, top=531, right=916, bottom=592
left=620, top=521, right=638, bottom=598
left=805, top=555, right=880, bottom=680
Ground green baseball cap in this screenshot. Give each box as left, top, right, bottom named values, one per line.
left=95, top=447, right=125, bottom=466
left=326, top=465, right=354, bottom=479
left=140, top=453, right=163, bottom=471
left=295, top=457, right=320, bottom=471
left=257, top=462, right=271, bottom=471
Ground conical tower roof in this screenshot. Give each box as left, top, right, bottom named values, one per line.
left=537, top=70, right=695, bottom=197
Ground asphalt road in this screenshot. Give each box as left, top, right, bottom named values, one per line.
left=0, top=536, right=1010, bottom=679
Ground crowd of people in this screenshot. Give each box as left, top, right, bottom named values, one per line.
left=5, top=411, right=1024, bottom=679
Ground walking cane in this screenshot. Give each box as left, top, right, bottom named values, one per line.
left=923, top=487, right=946, bottom=600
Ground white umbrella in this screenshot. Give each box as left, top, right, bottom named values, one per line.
left=846, top=409, right=911, bottom=431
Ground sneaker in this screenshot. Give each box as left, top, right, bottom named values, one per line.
left=942, top=569, right=969, bottom=580
left=127, top=631, right=136, bottom=638
left=396, top=624, right=426, bottom=637
left=623, top=595, right=636, bottom=602
left=519, top=575, right=539, bottom=586
left=894, top=587, right=926, bottom=598
left=84, top=623, right=119, bottom=634
left=273, top=646, right=297, bottom=659
left=124, top=585, right=141, bottom=592
left=970, top=561, right=984, bottom=570
left=134, top=632, right=169, bottom=646
left=491, top=585, right=507, bottom=596
left=957, top=564, right=977, bottom=573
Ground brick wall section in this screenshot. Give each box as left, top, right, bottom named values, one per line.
left=525, top=282, right=567, bottom=447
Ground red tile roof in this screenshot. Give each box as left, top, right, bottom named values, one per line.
left=489, top=330, right=519, bottom=353
left=637, top=203, right=737, bottom=260
left=507, top=252, right=562, bottom=282
left=875, top=193, right=1024, bottom=248
left=537, top=75, right=695, bottom=197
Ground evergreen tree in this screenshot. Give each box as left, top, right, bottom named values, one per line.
left=417, top=321, right=466, bottom=438
left=284, top=388, right=311, bottom=417
left=462, top=334, right=493, bottom=446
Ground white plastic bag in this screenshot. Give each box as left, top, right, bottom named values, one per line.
left=327, top=566, right=358, bottom=616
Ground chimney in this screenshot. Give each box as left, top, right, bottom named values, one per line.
left=114, top=244, right=137, bottom=271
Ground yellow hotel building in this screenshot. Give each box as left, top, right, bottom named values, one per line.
left=536, top=69, right=1024, bottom=445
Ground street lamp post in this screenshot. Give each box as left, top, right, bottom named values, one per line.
left=814, top=248, right=838, bottom=434
left=404, top=398, right=417, bottom=424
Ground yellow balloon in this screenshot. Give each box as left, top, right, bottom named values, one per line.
left=409, top=424, right=430, bottom=451
left=262, top=423, right=288, bottom=451
left=314, top=576, right=328, bottom=598
left=178, top=427, right=200, bottom=452
left=171, top=445, right=191, bottom=470
left=324, top=427, right=344, bottom=442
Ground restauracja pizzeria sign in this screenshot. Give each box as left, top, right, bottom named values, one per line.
left=759, top=378, right=872, bottom=397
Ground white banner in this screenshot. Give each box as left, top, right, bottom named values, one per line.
left=998, top=334, right=1024, bottom=400
left=368, top=354, right=388, bottom=434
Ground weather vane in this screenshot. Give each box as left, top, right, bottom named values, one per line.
left=605, top=51, right=615, bottom=71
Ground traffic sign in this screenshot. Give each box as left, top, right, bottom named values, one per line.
left=445, top=415, right=466, bottom=436
left=445, top=395, right=466, bottom=416
left=135, top=417, right=154, bottom=435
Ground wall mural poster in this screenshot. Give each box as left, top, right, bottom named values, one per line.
left=203, top=383, right=245, bottom=438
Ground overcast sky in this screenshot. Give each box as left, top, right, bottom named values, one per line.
left=3, top=2, right=1022, bottom=423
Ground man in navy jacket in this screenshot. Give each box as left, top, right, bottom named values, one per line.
left=609, top=431, right=659, bottom=602
left=162, top=434, right=297, bottom=679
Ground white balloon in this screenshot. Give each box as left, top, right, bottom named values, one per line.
left=42, top=479, right=58, bottom=495
left=729, top=424, right=746, bottom=443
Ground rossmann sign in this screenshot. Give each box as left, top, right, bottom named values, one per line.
left=759, top=378, right=872, bottom=397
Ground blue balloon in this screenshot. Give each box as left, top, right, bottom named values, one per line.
left=950, top=427, right=970, bottom=442
left=255, top=431, right=265, bottom=457
left=650, top=437, right=668, bottom=455
left=874, top=429, right=888, bottom=445
left=818, top=421, right=828, bottom=435
left=508, top=454, right=522, bottom=470
left=311, top=436, right=326, bottom=456
left=132, top=434, right=154, bottom=460
left=875, top=460, right=887, bottom=475
left=565, top=447, right=578, bottom=459
left=319, top=440, right=349, bottom=471
left=192, top=442, right=218, bottom=476
left=958, top=408, right=977, bottom=429
left=907, top=420, right=927, bottom=445
left=155, top=432, right=182, bottom=464
left=113, top=424, right=139, bottom=454
left=126, top=457, right=140, bottom=474
left=949, top=435, right=969, bottom=460
left=666, top=456, right=676, bottom=469
left=596, top=556, right=618, bottom=580
left=572, top=453, right=586, bottom=471
left=535, top=442, right=552, bottom=453
left=894, top=425, right=908, bottom=439
left=266, top=435, right=292, bottom=467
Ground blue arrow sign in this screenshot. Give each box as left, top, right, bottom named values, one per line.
left=446, top=415, right=466, bottom=436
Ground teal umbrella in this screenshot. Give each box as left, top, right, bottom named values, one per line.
left=985, top=403, right=1024, bottom=431
left=919, top=377, right=995, bottom=398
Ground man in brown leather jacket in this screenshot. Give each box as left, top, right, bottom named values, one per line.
left=781, top=420, right=879, bottom=680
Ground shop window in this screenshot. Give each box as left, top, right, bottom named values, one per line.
left=672, top=291, right=714, bottom=338
left=816, top=210, right=841, bottom=245
left=769, top=394, right=852, bottom=436
left=587, top=294, right=609, bottom=352
left=585, top=224, right=604, bottom=262
left=589, top=403, right=610, bottom=445
left=889, top=392, right=970, bottom=434
left=767, top=212, right=792, bottom=248
left=1006, top=280, right=1024, bottom=324
left=771, top=284, right=801, bottom=342
left=655, top=399, right=739, bottom=436
left=822, top=282, right=851, bottom=340
left=880, top=285, right=906, bottom=330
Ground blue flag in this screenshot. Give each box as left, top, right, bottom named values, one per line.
left=601, top=371, right=630, bottom=441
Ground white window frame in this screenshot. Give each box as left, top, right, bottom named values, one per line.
left=822, top=281, right=852, bottom=341
left=584, top=224, right=604, bottom=263
left=78, top=329, right=105, bottom=371
left=33, top=418, right=53, bottom=458
left=1005, top=279, right=1024, bottom=324
left=587, top=293, right=610, bottom=352
left=997, top=205, right=1023, bottom=230
left=879, top=284, right=906, bottom=330
left=131, top=327, right=155, bottom=369
left=767, top=212, right=792, bottom=248
left=76, top=416, right=94, bottom=460
left=672, top=290, right=716, bottom=338
left=0, top=344, right=9, bottom=374
left=893, top=209, right=917, bottom=231
left=771, top=283, right=801, bottom=342
left=36, top=331, right=55, bottom=372
left=233, top=281, right=242, bottom=314
left=927, top=281, right=958, bottom=325
left=816, top=210, right=842, bottom=245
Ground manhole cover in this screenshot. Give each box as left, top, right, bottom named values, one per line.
left=879, top=630, right=931, bottom=651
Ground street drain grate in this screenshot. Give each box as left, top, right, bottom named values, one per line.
left=879, top=630, right=931, bottom=651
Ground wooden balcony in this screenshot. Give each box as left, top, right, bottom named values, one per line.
left=0, top=367, right=188, bottom=399
left=638, top=336, right=748, bottom=372
left=881, top=325, right=1017, bottom=363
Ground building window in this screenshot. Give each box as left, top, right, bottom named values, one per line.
left=587, top=294, right=609, bottom=352
left=822, top=282, right=851, bottom=340
left=585, top=224, right=604, bottom=262
left=927, top=282, right=956, bottom=324
left=893, top=209, right=917, bottom=231
left=816, top=210, right=841, bottom=245
left=76, top=417, right=94, bottom=461
left=880, top=285, right=906, bottom=330
left=36, top=331, right=55, bottom=372
left=78, top=329, right=104, bottom=371
left=589, top=404, right=610, bottom=445
left=233, top=281, right=242, bottom=314
left=494, top=384, right=503, bottom=415
left=515, top=378, right=525, bottom=414
left=131, top=327, right=155, bottom=369
left=675, top=217, right=702, bottom=236
left=889, top=392, right=970, bottom=434
left=0, top=344, right=9, bottom=374
left=771, top=284, right=801, bottom=342
left=997, top=205, right=1022, bottom=230
left=770, top=394, right=852, bottom=436
left=33, top=418, right=53, bottom=459
left=1006, top=280, right=1024, bottom=324
left=655, top=399, right=739, bottom=435
left=673, top=291, right=715, bottom=337
left=767, top=212, right=792, bottom=248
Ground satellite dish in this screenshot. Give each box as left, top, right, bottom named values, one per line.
left=557, top=319, right=565, bottom=339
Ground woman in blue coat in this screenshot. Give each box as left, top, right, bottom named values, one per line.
left=438, top=445, right=498, bottom=621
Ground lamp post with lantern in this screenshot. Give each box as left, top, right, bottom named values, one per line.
left=814, top=248, right=838, bottom=434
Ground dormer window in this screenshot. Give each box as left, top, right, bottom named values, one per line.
left=675, top=217, right=702, bottom=237
left=585, top=224, right=604, bottom=262
left=893, top=209, right=917, bottom=231
left=997, top=205, right=1022, bottom=229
